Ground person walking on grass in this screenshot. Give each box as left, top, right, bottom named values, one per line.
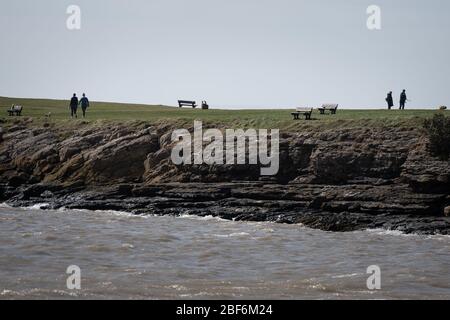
left=399, top=89, right=407, bottom=110
left=79, top=93, right=90, bottom=118
left=70, top=93, right=79, bottom=118
left=386, top=91, right=394, bottom=110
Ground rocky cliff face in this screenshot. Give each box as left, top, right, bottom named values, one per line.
left=1, top=120, right=449, bottom=234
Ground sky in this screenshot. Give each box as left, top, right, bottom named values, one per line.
left=0, top=0, right=449, bottom=109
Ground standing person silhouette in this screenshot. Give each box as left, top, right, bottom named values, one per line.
left=79, top=93, right=90, bottom=118
left=386, top=91, right=394, bottom=110
left=399, top=90, right=407, bottom=110
left=70, top=93, right=79, bottom=118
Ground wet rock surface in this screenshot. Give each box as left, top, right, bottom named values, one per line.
left=0, top=121, right=449, bottom=234
left=2, top=182, right=449, bottom=235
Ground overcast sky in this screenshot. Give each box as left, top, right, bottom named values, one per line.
left=1, top=0, right=449, bottom=109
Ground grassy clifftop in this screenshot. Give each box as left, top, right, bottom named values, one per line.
left=0, top=96, right=447, bottom=130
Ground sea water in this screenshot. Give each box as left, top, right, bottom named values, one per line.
left=0, top=204, right=449, bottom=299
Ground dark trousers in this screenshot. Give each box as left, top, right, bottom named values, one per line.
left=71, top=106, right=78, bottom=117
left=81, top=107, right=87, bottom=117
left=399, top=102, right=405, bottom=110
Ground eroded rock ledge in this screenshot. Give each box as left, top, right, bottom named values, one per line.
left=1, top=120, right=449, bottom=234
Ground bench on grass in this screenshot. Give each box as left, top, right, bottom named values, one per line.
left=7, top=105, right=23, bottom=116
left=291, top=107, right=313, bottom=120
left=178, top=100, right=197, bottom=108
left=318, top=104, right=338, bottom=114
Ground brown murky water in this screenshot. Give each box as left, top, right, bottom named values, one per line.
left=0, top=203, right=449, bottom=299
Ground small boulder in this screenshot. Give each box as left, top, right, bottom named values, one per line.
left=444, top=206, right=450, bottom=217
left=40, top=190, right=54, bottom=198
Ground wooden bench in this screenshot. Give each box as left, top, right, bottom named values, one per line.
left=318, top=104, right=338, bottom=114
left=201, top=101, right=209, bottom=110
left=7, top=105, right=23, bottom=116
left=178, top=100, right=197, bottom=108
left=291, top=107, right=313, bottom=120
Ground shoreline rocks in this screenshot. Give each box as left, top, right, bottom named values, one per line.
left=3, top=181, right=449, bottom=235
left=0, top=121, right=449, bottom=234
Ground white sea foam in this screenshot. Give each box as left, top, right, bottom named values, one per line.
left=20, top=203, right=50, bottom=210
left=1, top=288, right=80, bottom=297
left=332, top=273, right=362, bottom=279
left=57, top=207, right=150, bottom=219
left=364, top=228, right=450, bottom=240
left=365, top=228, right=410, bottom=237
left=212, top=232, right=250, bottom=238
left=93, top=209, right=136, bottom=217
left=167, top=284, right=188, bottom=291
left=178, top=214, right=228, bottom=222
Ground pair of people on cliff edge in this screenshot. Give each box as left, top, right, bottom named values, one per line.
left=386, top=90, right=408, bottom=110
left=70, top=93, right=90, bottom=118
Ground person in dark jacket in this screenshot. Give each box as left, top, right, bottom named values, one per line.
left=399, top=90, right=407, bottom=110
left=386, top=91, right=394, bottom=109
left=79, top=93, right=90, bottom=118
left=70, top=93, right=79, bottom=118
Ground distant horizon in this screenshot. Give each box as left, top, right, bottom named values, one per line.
left=0, top=94, right=441, bottom=110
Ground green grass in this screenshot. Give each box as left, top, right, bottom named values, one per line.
left=0, top=96, right=447, bottom=131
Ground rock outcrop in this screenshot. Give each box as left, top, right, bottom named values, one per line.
left=0, top=120, right=449, bottom=234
